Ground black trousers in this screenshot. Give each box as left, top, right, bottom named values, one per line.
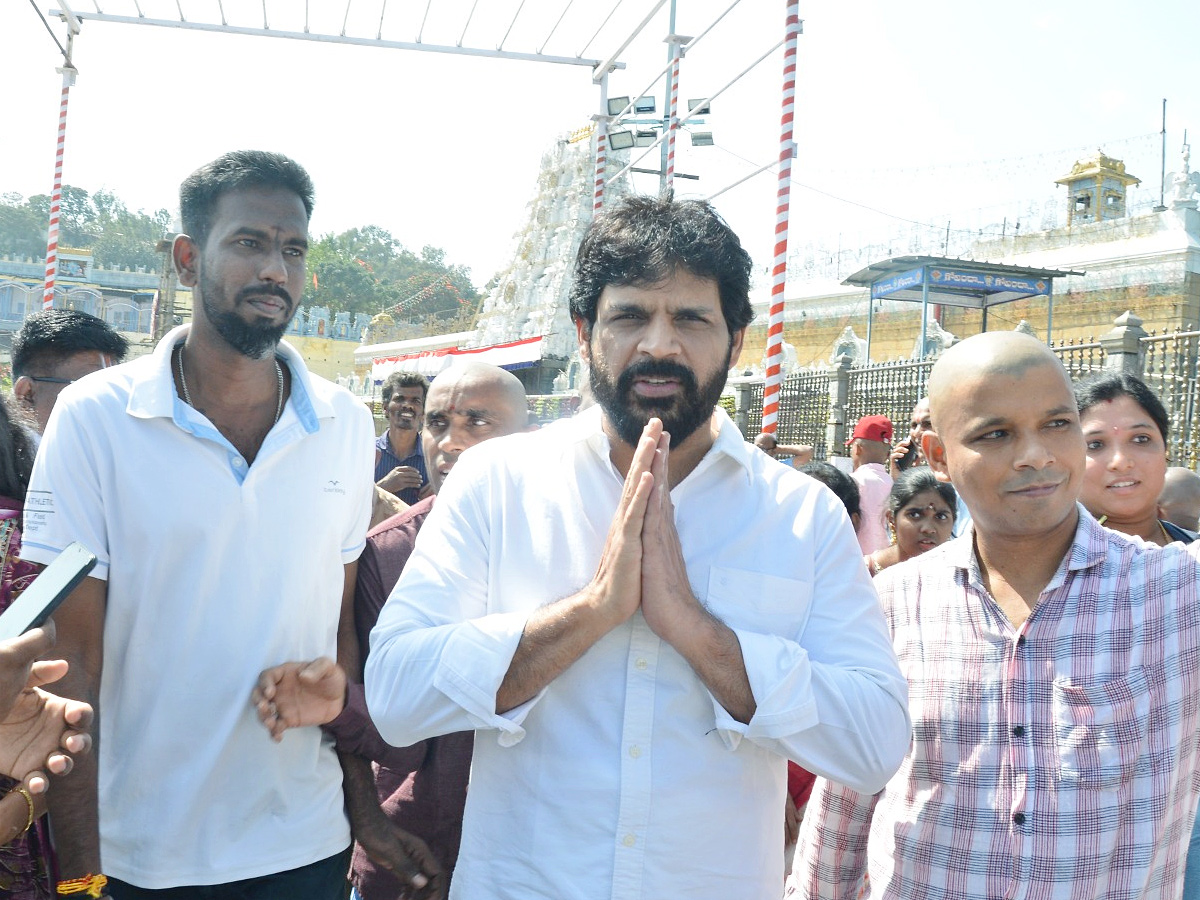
left=107, top=846, right=351, bottom=900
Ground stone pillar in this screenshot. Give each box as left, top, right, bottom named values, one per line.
left=825, top=353, right=854, bottom=454
left=1100, top=310, right=1148, bottom=376
left=732, top=382, right=752, bottom=438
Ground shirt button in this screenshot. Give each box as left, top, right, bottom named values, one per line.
left=1012, top=725, right=1025, bottom=738
left=232, top=457, right=246, bottom=469
left=1013, top=812, right=1026, bottom=825
left=629, top=745, right=641, bottom=759
left=1017, top=635, right=1027, bottom=647
left=635, top=658, right=648, bottom=670
left=622, top=834, right=636, bottom=847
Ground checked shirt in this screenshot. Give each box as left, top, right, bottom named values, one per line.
left=792, top=506, right=1200, bottom=900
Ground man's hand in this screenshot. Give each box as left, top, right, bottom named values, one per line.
left=377, top=466, right=425, bottom=495
left=639, top=429, right=704, bottom=644
left=253, top=657, right=347, bottom=742
left=590, top=418, right=662, bottom=626
left=356, top=818, right=446, bottom=899
left=0, top=624, right=59, bottom=723
left=0, top=662, right=93, bottom=784
left=494, top=419, right=660, bottom=713
left=639, top=429, right=757, bottom=724
left=888, top=436, right=921, bottom=477
left=784, top=793, right=801, bottom=847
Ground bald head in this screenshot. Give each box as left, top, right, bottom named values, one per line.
left=430, top=361, right=527, bottom=412
left=423, top=362, right=529, bottom=493
left=922, top=331, right=1083, bottom=543
left=1159, top=467, right=1200, bottom=532
left=928, top=332, right=1069, bottom=432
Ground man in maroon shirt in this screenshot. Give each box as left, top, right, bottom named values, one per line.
left=297, top=361, right=530, bottom=899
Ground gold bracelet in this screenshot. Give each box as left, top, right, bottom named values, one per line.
left=57, top=874, right=108, bottom=897
left=8, top=786, right=34, bottom=836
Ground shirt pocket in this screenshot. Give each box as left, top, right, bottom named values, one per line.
left=703, top=566, right=813, bottom=639
left=1053, top=667, right=1150, bottom=790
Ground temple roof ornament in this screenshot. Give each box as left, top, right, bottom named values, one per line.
left=1055, top=149, right=1142, bottom=187
left=1168, top=141, right=1200, bottom=209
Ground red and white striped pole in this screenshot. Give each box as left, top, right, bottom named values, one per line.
left=43, top=64, right=77, bottom=311
left=663, top=49, right=680, bottom=193
left=761, top=1, right=800, bottom=435
left=594, top=74, right=609, bottom=212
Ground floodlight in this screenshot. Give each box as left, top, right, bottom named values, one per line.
left=634, top=95, right=656, bottom=114
left=688, top=99, right=711, bottom=115
left=609, top=129, right=635, bottom=150
left=634, top=129, right=658, bottom=148
left=691, top=131, right=714, bottom=147
left=607, top=96, right=630, bottom=117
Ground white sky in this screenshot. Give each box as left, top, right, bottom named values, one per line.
left=2, top=0, right=1198, bottom=290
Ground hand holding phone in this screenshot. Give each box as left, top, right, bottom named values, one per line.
left=0, top=543, right=97, bottom=643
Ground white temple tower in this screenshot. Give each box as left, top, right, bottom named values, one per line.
left=467, top=128, right=630, bottom=361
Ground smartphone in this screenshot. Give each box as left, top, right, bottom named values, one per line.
left=0, top=542, right=97, bottom=643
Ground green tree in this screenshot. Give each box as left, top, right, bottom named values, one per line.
left=0, top=193, right=47, bottom=259
left=0, top=187, right=169, bottom=270
left=305, top=226, right=480, bottom=322
left=89, top=189, right=171, bottom=271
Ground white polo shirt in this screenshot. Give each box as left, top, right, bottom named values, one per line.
left=23, top=325, right=374, bottom=888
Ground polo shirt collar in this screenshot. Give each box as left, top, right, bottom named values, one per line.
left=127, top=324, right=333, bottom=431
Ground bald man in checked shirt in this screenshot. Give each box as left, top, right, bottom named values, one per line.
left=793, top=331, right=1200, bottom=900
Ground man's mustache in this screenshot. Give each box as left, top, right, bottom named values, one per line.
left=236, top=285, right=294, bottom=306
left=616, top=360, right=698, bottom=395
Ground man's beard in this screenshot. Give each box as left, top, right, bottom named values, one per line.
left=589, top=348, right=732, bottom=449
left=199, top=271, right=294, bottom=359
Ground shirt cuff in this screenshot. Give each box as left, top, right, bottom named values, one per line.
left=323, top=682, right=372, bottom=750
left=433, top=610, right=539, bottom=747
left=707, top=628, right=818, bottom=750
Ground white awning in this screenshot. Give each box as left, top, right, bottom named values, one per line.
left=370, top=335, right=544, bottom=382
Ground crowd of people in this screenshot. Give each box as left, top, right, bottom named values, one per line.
left=1, top=147, right=1200, bottom=900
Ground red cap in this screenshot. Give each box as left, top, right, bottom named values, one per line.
left=847, top=414, right=893, bottom=445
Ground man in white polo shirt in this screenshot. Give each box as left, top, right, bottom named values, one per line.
left=21, top=151, right=374, bottom=899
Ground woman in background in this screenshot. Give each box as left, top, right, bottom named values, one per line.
left=1074, top=373, right=1200, bottom=900
left=0, top=391, right=51, bottom=896
left=1075, top=372, right=1195, bottom=545
left=866, top=468, right=957, bottom=576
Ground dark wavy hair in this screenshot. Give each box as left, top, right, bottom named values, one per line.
left=180, top=150, right=314, bottom=250
left=887, top=467, right=957, bottom=520
left=569, top=194, right=754, bottom=337
left=0, top=396, right=33, bottom=503
left=1073, top=372, right=1169, bottom=441
left=800, top=461, right=861, bottom=519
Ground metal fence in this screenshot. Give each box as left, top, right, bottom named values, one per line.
left=523, top=315, right=1200, bottom=467
left=845, top=359, right=934, bottom=443
left=1143, top=328, right=1200, bottom=467
left=1052, top=336, right=1105, bottom=381
left=728, top=315, right=1200, bottom=466
left=743, top=371, right=831, bottom=459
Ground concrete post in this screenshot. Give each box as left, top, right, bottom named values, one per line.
left=732, top=382, right=752, bottom=438
left=825, top=353, right=854, bottom=455
left=1100, top=310, right=1148, bottom=376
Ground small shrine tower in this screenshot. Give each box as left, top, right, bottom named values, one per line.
left=1055, top=150, right=1141, bottom=226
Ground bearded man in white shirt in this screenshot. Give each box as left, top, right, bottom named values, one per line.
left=260, top=195, right=910, bottom=900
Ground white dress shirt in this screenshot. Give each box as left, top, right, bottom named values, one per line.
left=366, top=406, right=910, bottom=900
